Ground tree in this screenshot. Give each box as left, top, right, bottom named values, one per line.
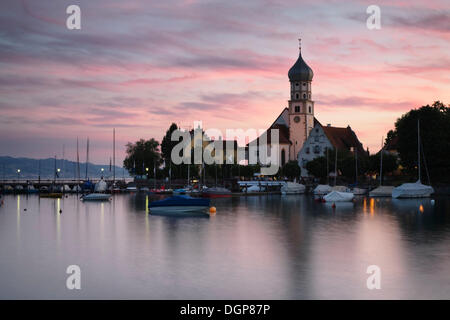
left=368, top=153, right=398, bottom=175
left=123, top=138, right=161, bottom=176
left=281, top=161, right=301, bottom=180
left=161, top=123, right=179, bottom=167
left=394, top=101, right=450, bottom=182
left=305, top=156, right=329, bottom=179
left=384, top=129, right=397, bottom=148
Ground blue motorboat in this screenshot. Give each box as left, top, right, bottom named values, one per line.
left=149, top=195, right=210, bottom=215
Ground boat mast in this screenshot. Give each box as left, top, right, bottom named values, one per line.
left=334, top=147, right=337, bottom=186
left=187, top=164, right=190, bottom=186
left=113, top=128, right=115, bottom=185
left=355, top=147, right=358, bottom=185
left=418, top=119, right=421, bottom=182
left=76, top=137, right=80, bottom=187
left=380, top=136, right=383, bottom=186
left=326, top=147, right=329, bottom=185
left=85, top=137, right=89, bottom=180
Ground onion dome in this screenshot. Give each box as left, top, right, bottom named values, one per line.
left=288, top=43, right=313, bottom=81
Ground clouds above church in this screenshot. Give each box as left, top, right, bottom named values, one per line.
left=0, top=0, right=448, bottom=162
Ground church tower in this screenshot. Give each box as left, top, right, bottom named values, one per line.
left=287, top=39, right=314, bottom=161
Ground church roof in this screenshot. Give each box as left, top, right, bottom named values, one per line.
left=288, top=50, right=314, bottom=82
left=322, top=125, right=366, bottom=156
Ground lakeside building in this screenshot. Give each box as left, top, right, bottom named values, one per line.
left=298, top=122, right=366, bottom=177
left=246, top=41, right=365, bottom=176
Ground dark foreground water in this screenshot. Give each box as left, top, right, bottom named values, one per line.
left=0, top=193, right=450, bottom=299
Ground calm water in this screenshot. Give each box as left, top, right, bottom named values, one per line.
left=0, top=193, right=450, bottom=299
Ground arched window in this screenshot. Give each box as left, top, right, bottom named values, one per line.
left=309, top=106, right=312, bottom=113
left=296, top=93, right=299, bottom=99
left=281, top=149, right=286, bottom=166
left=314, top=145, right=321, bottom=154
left=303, top=94, right=306, bottom=99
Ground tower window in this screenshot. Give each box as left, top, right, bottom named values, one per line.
left=303, top=94, right=306, bottom=99
left=309, top=106, right=312, bottom=113
left=295, top=106, right=300, bottom=113
left=295, top=83, right=299, bottom=86
left=295, top=93, right=299, bottom=99
left=302, top=82, right=306, bottom=86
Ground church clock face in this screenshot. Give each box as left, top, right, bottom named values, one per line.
left=294, top=116, right=300, bottom=123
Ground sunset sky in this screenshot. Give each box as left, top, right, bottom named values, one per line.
left=0, top=0, right=449, bottom=165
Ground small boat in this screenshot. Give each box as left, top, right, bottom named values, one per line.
left=40, top=193, right=63, bottom=198
left=332, top=185, right=350, bottom=192
left=202, top=187, right=232, bottom=198
left=323, top=191, right=354, bottom=202
left=73, top=185, right=82, bottom=193
left=94, top=179, right=107, bottom=192
left=149, top=195, right=210, bottom=214
left=392, top=180, right=434, bottom=199
left=15, top=185, right=24, bottom=193
left=173, top=188, right=187, bottom=195
left=369, top=186, right=394, bottom=197
left=125, top=185, right=137, bottom=192
left=392, top=120, right=434, bottom=199
left=281, top=182, right=305, bottom=195
left=314, top=184, right=332, bottom=195
left=81, top=193, right=111, bottom=201
left=26, top=185, right=39, bottom=194
left=63, top=185, right=72, bottom=193
left=245, top=185, right=265, bottom=193
left=39, top=186, right=49, bottom=192
left=352, top=187, right=367, bottom=195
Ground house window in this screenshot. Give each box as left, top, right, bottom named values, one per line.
left=305, top=147, right=310, bottom=154
left=314, top=136, right=319, bottom=142
left=295, top=106, right=300, bottom=113
left=314, top=145, right=321, bottom=154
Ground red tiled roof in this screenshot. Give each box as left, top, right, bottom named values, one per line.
left=322, top=125, right=366, bottom=156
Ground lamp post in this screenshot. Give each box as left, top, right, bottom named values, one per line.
left=101, top=168, right=104, bottom=179
left=17, top=169, right=21, bottom=181
left=57, top=168, right=61, bottom=180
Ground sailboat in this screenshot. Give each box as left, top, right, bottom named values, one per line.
left=392, top=120, right=434, bottom=199
left=370, top=137, right=393, bottom=197
left=323, top=147, right=354, bottom=202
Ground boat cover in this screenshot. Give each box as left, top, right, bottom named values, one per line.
left=324, top=191, right=354, bottom=202
left=149, top=195, right=210, bottom=208
left=392, top=181, right=434, bottom=198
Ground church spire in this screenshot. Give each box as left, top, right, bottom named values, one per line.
left=298, top=38, right=301, bottom=53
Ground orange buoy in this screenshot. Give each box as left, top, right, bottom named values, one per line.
left=331, top=203, right=336, bottom=209
left=209, top=206, right=216, bottom=214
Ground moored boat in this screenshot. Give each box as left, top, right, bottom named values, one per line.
left=313, top=184, right=332, bottom=195
left=202, top=187, right=232, bottom=198
left=81, top=193, right=111, bottom=201
left=40, top=193, right=63, bottom=198
left=149, top=195, right=210, bottom=215
left=369, top=186, right=394, bottom=197
left=323, top=191, right=354, bottom=202
left=392, top=181, right=434, bottom=199
left=281, top=182, right=305, bottom=195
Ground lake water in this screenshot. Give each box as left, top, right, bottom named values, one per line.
left=0, top=193, right=450, bottom=299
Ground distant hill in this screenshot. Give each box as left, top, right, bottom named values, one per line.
left=0, top=156, right=129, bottom=179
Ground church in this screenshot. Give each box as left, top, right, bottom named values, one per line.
left=247, top=41, right=366, bottom=176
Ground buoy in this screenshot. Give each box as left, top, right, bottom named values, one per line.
left=331, top=203, right=336, bottom=209
left=59, top=209, right=62, bottom=213
left=209, top=206, right=216, bottom=214
left=24, top=208, right=27, bottom=211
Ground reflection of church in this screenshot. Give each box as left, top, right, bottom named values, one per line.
left=248, top=41, right=365, bottom=176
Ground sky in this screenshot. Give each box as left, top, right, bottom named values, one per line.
left=0, top=0, right=449, bottom=165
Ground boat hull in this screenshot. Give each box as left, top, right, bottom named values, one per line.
left=149, top=206, right=209, bottom=215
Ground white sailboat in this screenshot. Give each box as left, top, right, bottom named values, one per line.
left=392, top=120, right=434, bottom=199
left=370, top=136, right=393, bottom=197
left=281, top=182, right=305, bottom=195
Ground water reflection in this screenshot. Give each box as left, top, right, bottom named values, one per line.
left=1, top=194, right=450, bottom=299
